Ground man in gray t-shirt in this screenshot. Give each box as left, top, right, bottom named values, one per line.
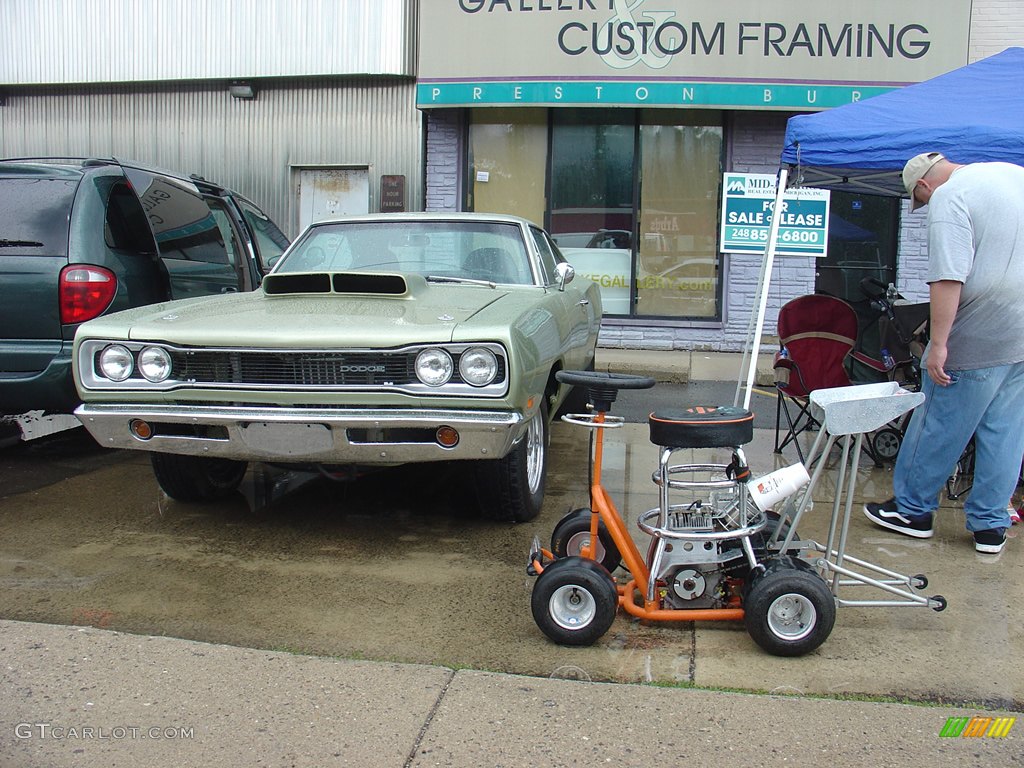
left=864, top=153, right=1024, bottom=554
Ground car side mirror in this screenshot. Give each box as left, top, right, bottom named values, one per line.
left=554, top=262, right=575, bottom=292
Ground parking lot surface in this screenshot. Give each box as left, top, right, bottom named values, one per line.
left=0, top=398, right=1021, bottom=708
left=2, top=349, right=1022, bottom=764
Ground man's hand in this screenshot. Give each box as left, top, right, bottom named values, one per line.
left=927, top=342, right=952, bottom=386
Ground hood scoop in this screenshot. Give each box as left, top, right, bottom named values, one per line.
left=263, top=272, right=408, bottom=296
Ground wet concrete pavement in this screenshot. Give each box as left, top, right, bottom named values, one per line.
left=0, top=351, right=1021, bottom=763
left=0, top=408, right=1021, bottom=705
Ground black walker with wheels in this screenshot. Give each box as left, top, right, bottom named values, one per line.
left=528, top=370, right=946, bottom=657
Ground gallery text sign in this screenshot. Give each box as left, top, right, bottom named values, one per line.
left=719, top=174, right=830, bottom=257
left=419, top=1, right=972, bottom=109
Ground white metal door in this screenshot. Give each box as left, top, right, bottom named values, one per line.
left=298, top=168, right=369, bottom=231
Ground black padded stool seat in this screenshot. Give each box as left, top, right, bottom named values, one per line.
left=649, top=406, right=754, bottom=449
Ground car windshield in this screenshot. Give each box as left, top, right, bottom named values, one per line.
left=276, top=220, right=534, bottom=285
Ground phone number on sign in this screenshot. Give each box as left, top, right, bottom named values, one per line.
left=727, top=228, right=821, bottom=243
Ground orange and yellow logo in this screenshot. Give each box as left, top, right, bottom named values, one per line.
left=940, top=716, right=1015, bottom=738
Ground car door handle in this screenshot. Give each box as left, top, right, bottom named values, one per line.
left=577, top=299, right=589, bottom=306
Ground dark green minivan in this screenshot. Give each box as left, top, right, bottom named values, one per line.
left=0, top=158, right=289, bottom=417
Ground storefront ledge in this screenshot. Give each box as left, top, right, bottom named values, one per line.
left=595, top=348, right=775, bottom=386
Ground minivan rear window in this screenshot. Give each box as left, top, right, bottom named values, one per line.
left=0, top=178, right=77, bottom=256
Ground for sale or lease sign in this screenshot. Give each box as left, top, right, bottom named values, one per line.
left=719, top=173, right=830, bottom=257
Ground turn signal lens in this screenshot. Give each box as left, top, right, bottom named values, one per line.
left=436, top=426, right=460, bottom=448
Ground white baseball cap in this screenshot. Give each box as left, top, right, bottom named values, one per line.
left=902, top=152, right=945, bottom=211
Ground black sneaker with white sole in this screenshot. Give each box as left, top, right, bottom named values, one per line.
left=863, top=498, right=934, bottom=538
left=974, top=529, right=1006, bottom=554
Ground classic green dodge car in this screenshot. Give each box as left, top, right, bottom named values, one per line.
left=73, top=213, right=602, bottom=522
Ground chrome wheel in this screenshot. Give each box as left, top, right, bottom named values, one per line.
left=565, top=531, right=606, bottom=562
left=525, top=410, right=545, bottom=495
left=549, top=584, right=597, bottom=630
left=744, top=565, right=836, bottom=656
left=766, top=593, right=817, bottom=642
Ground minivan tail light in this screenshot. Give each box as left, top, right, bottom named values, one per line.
left=60, top=265, right=117, bottom=324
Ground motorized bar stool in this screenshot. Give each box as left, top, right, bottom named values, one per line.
left=640, top=406, right=762, bottom=605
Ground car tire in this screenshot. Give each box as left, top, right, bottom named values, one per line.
left=150, top=453, right=248, bottom=502
left=473, top=400, right=549, bottom=523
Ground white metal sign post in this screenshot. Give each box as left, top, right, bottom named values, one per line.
left=736, top=169, right=791, bottom=411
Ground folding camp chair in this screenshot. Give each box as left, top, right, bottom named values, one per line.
left=773, top=294, right=861, bottom=464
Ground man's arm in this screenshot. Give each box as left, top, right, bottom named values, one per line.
left=927, top=279, right=962, bottom=386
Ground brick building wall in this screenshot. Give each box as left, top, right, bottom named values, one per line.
left=425, top=110, right=462, bottom=212
left=970, top=0, right=1024, bottom=61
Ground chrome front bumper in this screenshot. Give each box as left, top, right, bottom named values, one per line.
left=75, top=403, right=525, bottom=464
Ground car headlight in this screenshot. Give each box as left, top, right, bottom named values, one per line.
left=139, top=346, right=172, bottom=382
left=98, top=344, right=134, bottom=382
left=458, top=347, right=498, bottom=387
left=415, top=348, right=453, bottom=387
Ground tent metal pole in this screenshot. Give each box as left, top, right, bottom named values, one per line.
left=740, top=167, right=788, bottom=411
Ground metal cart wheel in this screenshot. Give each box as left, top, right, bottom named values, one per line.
left=871, top=427, right=903, bottom=463
left=744, top=565, right=836, bottom=657
left=550, top=508, right=622, bottom=573
left=531, top=557, right=617, bottom=646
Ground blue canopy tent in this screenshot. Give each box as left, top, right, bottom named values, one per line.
left=781, top=47, right=1024, bottom=196
left=737, top=48, right=1024, bottom=408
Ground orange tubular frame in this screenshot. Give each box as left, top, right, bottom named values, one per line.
left=582, top=410, right=747, bottom=623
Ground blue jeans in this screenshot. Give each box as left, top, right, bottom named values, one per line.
left=894, top=361, right=1024, bottom=532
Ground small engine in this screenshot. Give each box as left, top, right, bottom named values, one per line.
left=653, top=492, right=755, bottom=610
left=661, top=564, right=728, bottom=609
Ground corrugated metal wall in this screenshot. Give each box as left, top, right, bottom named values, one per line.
left=1, top=0, right=416, bottom=84
left=0, top=78, right=423, bottom=238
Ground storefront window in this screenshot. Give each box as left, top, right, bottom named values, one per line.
left=467, top=108, right=547, bottom=225
left=636, top=111, right=723, bottom=318
left=466, top=108, right=724, bottom=319
left=548, top=109, right=635, bottom=315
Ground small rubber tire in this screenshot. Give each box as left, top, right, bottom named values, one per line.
left=531, top=557, right=618, bottom=646
left=871, top=427, right=902, bottom=463
left=550, top=508, right=622, bottom=573
left=473, top=400, right=548, bottom=523
left=150, top=453, right=248, bottom=502
left=744, top=565, right=836, bottom=657
left=931, top=595, right=948, bottom=612
left=912, top=574, right=928, bottom=590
